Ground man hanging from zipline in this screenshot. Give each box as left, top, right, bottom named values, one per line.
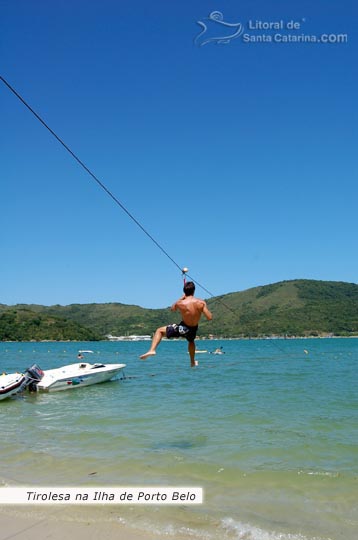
left=139, top=281, right=213, bottom=367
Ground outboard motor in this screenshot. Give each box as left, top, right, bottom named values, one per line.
left=25, top=364, right=44, bottom=392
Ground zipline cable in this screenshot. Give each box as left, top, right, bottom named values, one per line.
left=1, top=75, right=237, bottom=316
left=0, top=75, right=183, bottom=273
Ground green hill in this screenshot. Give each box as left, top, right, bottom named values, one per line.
left=8, top=303, right=172, bottom=337
left=1, top=280, right=357, bottom=341
left=202, top=279, right=358, bottom=337
left=0, top=308, right=101, bottom=341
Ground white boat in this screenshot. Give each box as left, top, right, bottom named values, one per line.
left=26, top=361, right=126, bottom=393
left=0, top=372, right=28, bottom=401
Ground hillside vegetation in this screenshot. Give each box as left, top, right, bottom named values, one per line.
left=202, top=279, right=358, bottom=337
left=0, top=308, right=100, bottom=341
left=1, top=280, right=357, bottom=341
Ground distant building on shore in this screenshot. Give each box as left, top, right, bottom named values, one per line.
left=106, top=334, right=151, bottom=341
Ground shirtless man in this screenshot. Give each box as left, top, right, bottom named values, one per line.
left=139, top=281, right=213, bottom=367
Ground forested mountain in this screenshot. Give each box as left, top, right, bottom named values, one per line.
left=202, top=279, right=358, bottom=337
left=0, top=308, right=100, bottom=341
left=1, top=280, right=357, bottom=341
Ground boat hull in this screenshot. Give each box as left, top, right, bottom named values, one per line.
left=0, top=373, right=27, bottom=401
left=36, top=363, right=126, bottom=392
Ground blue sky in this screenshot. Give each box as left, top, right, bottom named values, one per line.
left=1, top=0, right=356, bottom=308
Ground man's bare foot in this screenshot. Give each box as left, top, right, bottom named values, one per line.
left=139, top=351, right=156, bottom=360
left=191, top=360, right=199, bottom=368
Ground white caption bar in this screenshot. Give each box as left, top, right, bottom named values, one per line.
left=0, top=487, right=203, bottom=505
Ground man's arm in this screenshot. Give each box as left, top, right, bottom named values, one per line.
left=202, top=302, right=213, bottom=321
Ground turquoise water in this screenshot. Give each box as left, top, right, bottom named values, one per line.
left=1, top=339, right=357, bottom=540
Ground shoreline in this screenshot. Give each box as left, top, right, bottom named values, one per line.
left=1, top=334, right=358, bottom=343
left=0, top=506, right=162, bottom=540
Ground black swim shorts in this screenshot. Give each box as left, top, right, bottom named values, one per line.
left=166, top=322, right=198, bottom=342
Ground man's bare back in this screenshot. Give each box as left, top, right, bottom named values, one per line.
left=172, top=295, right=212, bottom=327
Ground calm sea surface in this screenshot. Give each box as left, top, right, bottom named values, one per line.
left=1, top=339, right=357, bottom=540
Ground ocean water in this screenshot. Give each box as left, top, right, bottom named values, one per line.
left=0, top=338, right=357, bottom=540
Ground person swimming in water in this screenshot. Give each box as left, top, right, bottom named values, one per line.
left=212, top=346, right=225, bottom=355
left=139, top=281, right=213, bottom=367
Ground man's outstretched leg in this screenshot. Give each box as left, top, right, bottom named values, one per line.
left=188, top=341, right=198, bottom=367
left=140, top=326, right=166, bottom=360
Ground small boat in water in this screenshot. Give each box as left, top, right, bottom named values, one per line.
left=0, top=372, right=28, bottom=401
left=26, top=361, right=126, bottom=393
